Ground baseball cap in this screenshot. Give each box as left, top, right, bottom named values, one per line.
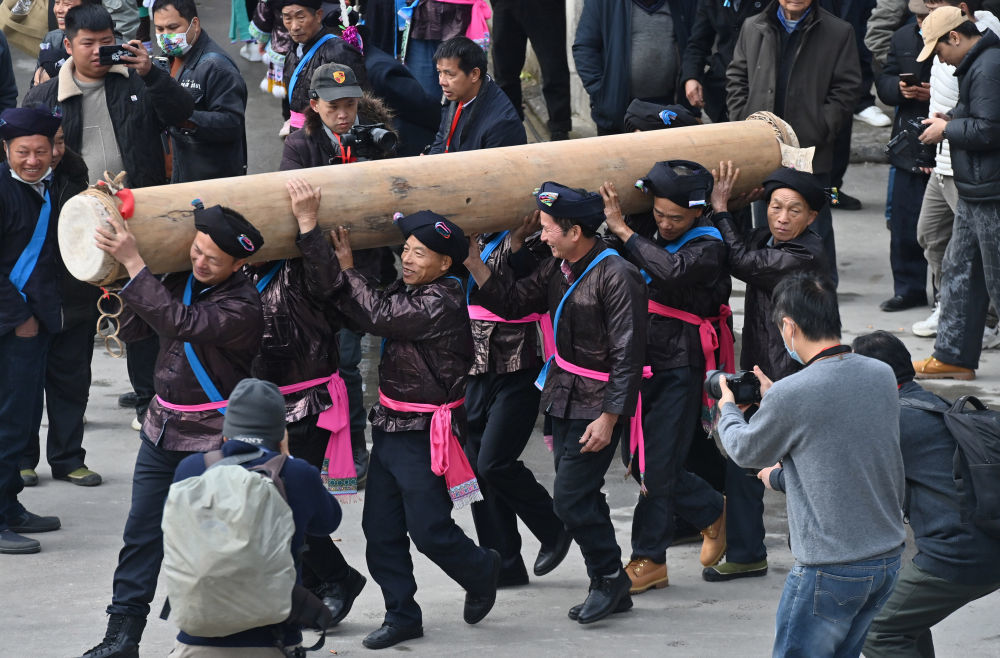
left=310, top=62, right=363, bottom=102
left=917, top=6, right=967, bottom=61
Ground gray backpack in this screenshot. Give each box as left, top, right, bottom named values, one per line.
left=161, top=450, right=297, bottom=637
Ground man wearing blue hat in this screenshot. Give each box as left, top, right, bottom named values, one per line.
left=599, top=161, right=730, bottom=595
left=292, top=184, right=501, bottom=650
left=466, top=181, right=647, bottom=625
left=0, top=105, right=65, bottom=556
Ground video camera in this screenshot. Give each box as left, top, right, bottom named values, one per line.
left=885, top=117, right=937, bottom=173
left=341, top=123, right=397, bottom=156
left=704, top=369, right=762, bottom=405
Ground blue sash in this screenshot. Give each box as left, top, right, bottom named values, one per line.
left=287, top=33, right=336, bottom=102
left=182, top=274, right=226, bottom=414
left=9, top=189, right=52, bottom=301
left=534, top=248, right=620, bottom=390
left=254, top=260, right=285, bottom=294
left=640, top=226, right=722, bottom=284
left=466, top=230, right=508, bottom=304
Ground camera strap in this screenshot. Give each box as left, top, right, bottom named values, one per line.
left=805, top=344, right=851, bottom=366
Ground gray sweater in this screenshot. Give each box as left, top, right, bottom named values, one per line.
left=719, top=352, right=906, bottom=565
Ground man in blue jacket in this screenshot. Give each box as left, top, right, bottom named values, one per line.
left=428, top=36, right=526, bottom=154
left=852, top=332, right=1000, bottom=658
left=573, top=0, right=696, bottom=135
left=169, top=378, right=342, bottom=656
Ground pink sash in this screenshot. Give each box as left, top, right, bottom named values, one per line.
left=156, top=373, right=356, bottom=496
left=435, top=0, right=491, bottom=46
left=289, top=110, right=306, bottom=130
left=377, top=389, right=483, bottom=509
left=646, top=300, right=735, bottom=406
left=552, top=353, right=654, bottom=493
left=466, top=307, right=556, bottom=360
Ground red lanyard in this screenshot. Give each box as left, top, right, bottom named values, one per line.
left=331, top=131, right=353, bottom=164
left=444, top=102, right=464, bottom=153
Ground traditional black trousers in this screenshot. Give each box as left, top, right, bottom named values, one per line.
left=125, top=335, right=159, bottom=420
left=628, top=367, right=724, bottom=563
left=465, top=368, right=562, bottom=577
left=362, top=427, right=494, bottom=627
left=550, top=417, right=622, bottom=579
left=888, top=167, right=930, bottom=301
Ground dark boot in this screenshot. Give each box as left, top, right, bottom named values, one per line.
left=80, top=613, right=145, bottom=658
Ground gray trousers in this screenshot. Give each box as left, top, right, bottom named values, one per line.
left=863, top=561, right=1000, bottom=658
left=932, top=198, right=1000, bottom=369
left=916, top=172, right=959, bottom=299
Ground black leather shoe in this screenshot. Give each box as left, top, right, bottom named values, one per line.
left=9, top=510, right=60, bottom=533
left=0, top=529, right=40, bottom=554
left=318, top=566, right=367, bottom=626
left=81, top=613, right=145, bottom=658
left=576, top=569, right=632, bottom=624
left=498, top=560, right=530, bottom=588
left=117, top=391, right=139, bottom=408
left=362, top=622, right=423, bottom=650
left=534, top=528, right=573, bottom=576
left=567, top=593, right=632, bottom=621
left=464, top=549, right=501, bottom=624
left=880, top=295, right=927, bottom=312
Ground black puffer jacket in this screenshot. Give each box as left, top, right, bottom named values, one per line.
left=875, top=22, right=932, bottom=139
left=283, top=28, right=367, bottom=116
left=611, top=213, right=732, bottom=371
left=715, top=211, right=827, bottom=381
left=168, top=31, right=248, bottom=183
left=245, top=259, right=340, bottom=423
left=473, top=239, right=648, bottom=421
left=24, top=58, right=194, bottom=189
left=297, top=228, right=473, bottom=438
left=946, top=29, right=1000, bottom=201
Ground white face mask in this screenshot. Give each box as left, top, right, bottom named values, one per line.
left=9, top=165, right=52, bottom=187
left=157, top=21, right=195, bottom=57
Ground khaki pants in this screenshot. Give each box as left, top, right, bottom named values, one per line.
left=168, top=641, right=285, bottom=657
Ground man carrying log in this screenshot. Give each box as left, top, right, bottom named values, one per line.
left=598, top=161, right=730, bottom=596
left=81, top=204, right=264, bottom=658
left=293, top=185, right=501, bottom=650
left=465, top=182, right=647, bottom=625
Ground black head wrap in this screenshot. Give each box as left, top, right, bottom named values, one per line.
left=192, top=201, right=264, bottom=259
left=762, top=168, right=827, bottom=211
left=634, top=160, right=713, bottom=209
left=0, top=106, right=61, bottom=140
left=623, top=100, right=702, bottom=132
left=394, top=210, right=468, bottom=263
left=534, top=181, right=605, bottom=228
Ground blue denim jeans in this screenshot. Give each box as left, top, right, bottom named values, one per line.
left=773, top=553, right=902, bottom=657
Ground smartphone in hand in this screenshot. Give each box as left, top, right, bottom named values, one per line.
left=899, top=72, right=918, bottom=87
left=98, top=45, right=130, bottom=66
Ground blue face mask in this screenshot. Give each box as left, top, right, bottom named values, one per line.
left=784, top=322, right=805, bottom=365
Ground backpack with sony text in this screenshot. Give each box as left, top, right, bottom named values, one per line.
left=900, top=394, right=1000, bottom=539
left=161, top=449, right=333, bottom=654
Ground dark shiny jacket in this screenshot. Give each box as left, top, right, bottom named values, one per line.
left=167, top=31, right=248, bottom=183
left=726, top=2, right=861, bottom=174
left=946, top=30, right=1000, bottom=201
left=715, top=211, right=827, bottom=381
left=468, top=232, right=545, bottom=376
left=117, top=268, right=263, bottom=452
left=283, top=29, right=367, bottom=115
left=428, top=76, right=526, bottom=154
left=473, top=239, right=647, bottom=420
left=0, top=165, right=60, bottom=336
left=297, top=228, right=472, bottom=437
left=51, top=148, right=100, bottom=329
left=246, top=259, right=340, bottom=423
left=611, top=213, right=732, bottom=371
left=24, top=61, right=194, bottom=189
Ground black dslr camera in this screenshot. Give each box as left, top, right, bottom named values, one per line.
left=885, top=117, right=937, bottom=173
left=341, top=123, right=398, bottom=156
left=704, top=370, right=762, bottom=405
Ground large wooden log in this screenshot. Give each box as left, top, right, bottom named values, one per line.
left=59, top=119, right=795, bottom=284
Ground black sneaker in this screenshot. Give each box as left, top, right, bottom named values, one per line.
left=117, top=392, right=139, bottom=408
left=9, top=510, right=61, bottom=534
left=81, top=613, right=145, bottom=658
left=0, top=529, right=41, bottom=554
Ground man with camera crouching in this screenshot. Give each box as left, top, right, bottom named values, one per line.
left=717, top=273, right=906, bottom=657
left=702, top=165, right=828, bottom=583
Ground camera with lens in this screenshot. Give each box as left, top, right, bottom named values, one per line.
left=341, top=123, right=398, bottom=156
left=885, top=117, right=937, bottom=173
left=704, top=369, right=762, bottom=405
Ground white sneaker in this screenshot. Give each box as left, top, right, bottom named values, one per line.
left=131, top=417, right=142, bottom=431
left=983, top=325, right=1000, bottom=350
left=855, top=106, right=892, bottom=127
left=912, top=304, right=940, bottom=337
left=240, top=42, right=263, bottom=62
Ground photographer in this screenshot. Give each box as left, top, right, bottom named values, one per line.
left=874, top=0, right=933, bottom=313
left=717, top=273, right=905, bottom=657
left=704, top=166, right=828, bottom=583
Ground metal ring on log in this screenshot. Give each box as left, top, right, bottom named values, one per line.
left=58, top=117, right=802, bottom=285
